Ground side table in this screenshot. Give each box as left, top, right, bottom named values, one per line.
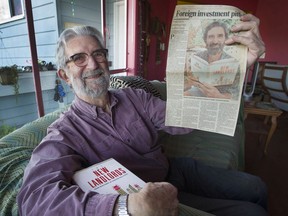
left=244, top=101, right=283, bottom=154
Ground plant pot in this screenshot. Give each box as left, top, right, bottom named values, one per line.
left=0, top=73, right=16, bottom=85
left=0, top=66, right=19, bottom=85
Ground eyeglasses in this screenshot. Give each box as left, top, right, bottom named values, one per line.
left=66, top=48, right=108, bottom=67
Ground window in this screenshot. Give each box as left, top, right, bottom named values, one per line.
left=0, top=0, right=134, bottom=131
left=0, top=0, right=24, bottom=24
left=104, top=0, right=127, bottom=74
left=60, top=0, right=128, bottom=75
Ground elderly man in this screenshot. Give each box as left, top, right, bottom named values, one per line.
left=17, top=14, right=267, bottom=216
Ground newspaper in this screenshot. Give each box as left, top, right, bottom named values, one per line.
left=165, top=5, right=247, bottom=136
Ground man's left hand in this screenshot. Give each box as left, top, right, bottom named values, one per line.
left=225, top=13, right=265, bottom=68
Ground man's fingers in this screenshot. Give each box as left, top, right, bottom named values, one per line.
left=128, top=182, right=179, bottom=216
left=240, top=13, right=260, bottom=25
left=230, top=14, right=262, bottom=39
left=224, top=13, right=265, bottom=68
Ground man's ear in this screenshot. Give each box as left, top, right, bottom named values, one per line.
left=57, top=69, right=70, bottom=84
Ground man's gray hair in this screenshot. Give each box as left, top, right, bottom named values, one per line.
left=56, top=26, right=105, bottom=69
left=203, top=21, right=228, bottom=43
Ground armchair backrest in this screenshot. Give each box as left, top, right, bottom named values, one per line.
left=0, top=105, right=70, bottom=216
left=260, top=64, right=288, bottom=111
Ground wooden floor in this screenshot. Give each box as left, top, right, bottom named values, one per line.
left=245, top=112, right=288, bottom=216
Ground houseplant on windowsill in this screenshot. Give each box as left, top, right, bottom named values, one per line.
left=0, top=65, right=20, bottom=96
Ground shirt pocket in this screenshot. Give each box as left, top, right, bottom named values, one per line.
left=125, top=118, right=157, bottom=153
left=89, top=134, right=125, bottom=159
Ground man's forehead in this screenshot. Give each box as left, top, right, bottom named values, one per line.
left=207, top=26, right=225, bottom=35
left=65, top=36, right=101, bottom=54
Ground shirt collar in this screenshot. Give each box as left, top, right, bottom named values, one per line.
left=72, top=91, right=118, bottom=117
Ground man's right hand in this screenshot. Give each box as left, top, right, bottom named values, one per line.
left=128, top=182, right=179, bottom=216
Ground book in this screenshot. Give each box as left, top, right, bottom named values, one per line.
left=190, top=54, right=239, bottom=86
left=73, top=158, right=146, bottom=194
left=73, top=159, right=215, bottom=216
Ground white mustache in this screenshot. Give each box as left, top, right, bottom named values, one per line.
left=82, top=69, right=104, bottom=80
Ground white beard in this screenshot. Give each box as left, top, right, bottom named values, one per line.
left=70, top=69, right=110, bottom=99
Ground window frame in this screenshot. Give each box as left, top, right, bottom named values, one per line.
left=0, top=0, right=25, bottom=24
left=102, top=0, right=129, bottom=76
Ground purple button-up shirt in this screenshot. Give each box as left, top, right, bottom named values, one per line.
left=17, top=88, right=192, bottom=216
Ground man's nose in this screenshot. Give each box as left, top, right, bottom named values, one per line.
left=212, top=38, right=220, bottom=44
left=86, top=55, right=100, bottom=69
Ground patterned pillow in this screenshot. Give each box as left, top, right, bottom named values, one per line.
left=109, top=76, right=161, bottom=98
left=0, top=105, right=70, bottom=216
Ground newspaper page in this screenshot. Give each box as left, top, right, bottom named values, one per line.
left=165, top=5, right=247, bottom=136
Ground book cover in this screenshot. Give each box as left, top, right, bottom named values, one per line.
left=73, top=160, right=214, bottom=216
left=190, top=54, right=239, bottom=86
left=73, top=158, right=146, bottom=194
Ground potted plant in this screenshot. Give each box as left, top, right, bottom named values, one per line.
left=0, top=64, right=20, bottom=95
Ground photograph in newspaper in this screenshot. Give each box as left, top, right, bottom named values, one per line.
left=184, top=19, right=241, bottom=100
left=165, top=5, right=248, bottom=136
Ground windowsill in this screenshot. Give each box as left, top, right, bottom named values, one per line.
left=0, top=71, right=57, bottom=97
left=0, top=14, right=25, bottom=25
